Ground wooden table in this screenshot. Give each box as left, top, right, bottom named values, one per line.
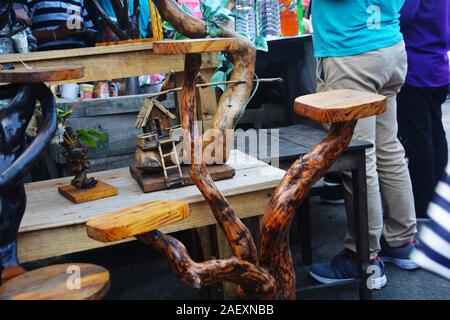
left=17, top=150, right=285, bottom=263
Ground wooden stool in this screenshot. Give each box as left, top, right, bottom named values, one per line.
left=293, top=89, right=386, bottom=299
left=0, top=263, right=109, bottom=300
left=86, top=200, right=191, bottom=242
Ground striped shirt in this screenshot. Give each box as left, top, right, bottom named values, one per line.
left=411, top=164, right=450, bottom=280
left=27, top=0, right=96, bottom=50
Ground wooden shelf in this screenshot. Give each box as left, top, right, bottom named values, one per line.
left=0, top=42, right=218, bottom=84
left=153, top=38, right=239, bottom=55
left=0, top=66, right=84, bottom=83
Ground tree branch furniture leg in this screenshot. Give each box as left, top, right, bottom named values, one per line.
left=87, top=36, right=387, bottom=299
left=0, top=66, right=109, bottom=300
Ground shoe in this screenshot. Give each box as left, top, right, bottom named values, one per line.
left=320, top=173, right=345, bottom=205
left=379, top=237, right=419, bottom=270
left=309, top=249, right=387, bottom=289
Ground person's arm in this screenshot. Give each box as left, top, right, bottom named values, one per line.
left=400, top=0, right=421, bottom=25
left=32, top=23, right=90, bottom=44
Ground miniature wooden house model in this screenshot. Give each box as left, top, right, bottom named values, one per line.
left=134, top=98, right=184, bottom=188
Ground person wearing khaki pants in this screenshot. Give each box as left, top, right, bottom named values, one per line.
left=309, top=0, right=419, bottom=287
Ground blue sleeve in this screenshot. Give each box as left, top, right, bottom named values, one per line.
left=400, top=0, right=421, bottom=24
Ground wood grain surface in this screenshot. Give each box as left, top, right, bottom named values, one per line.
left=294, top=89, right=387, bottom=123
left=58, top=180, right=118, bottom=204
left=86, top=200, right=190, bottom=242
left=153, top=38, right=239, bottom=55
left=0, top=263, right=110, bottom=300
left=0, top=66, right=84, bottom=83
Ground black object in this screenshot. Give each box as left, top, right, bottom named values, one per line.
left=0, top=83, right=58, bottom=279
left=397, top=84, right=449, bottom=218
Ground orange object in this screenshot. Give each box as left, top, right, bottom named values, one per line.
left=280, top=0, right=299, bottom=36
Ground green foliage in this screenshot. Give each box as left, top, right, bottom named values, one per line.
left=75, top=128, right=108, bottom=149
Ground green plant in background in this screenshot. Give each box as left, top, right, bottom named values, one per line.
left=55, top=106, right=108, bottom=149
left=162, top=0, right=267, bottom=91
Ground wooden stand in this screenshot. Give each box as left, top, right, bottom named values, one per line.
left=129, top=164, right=235, bottom=192
left=58, top=180, right=118, bottom=204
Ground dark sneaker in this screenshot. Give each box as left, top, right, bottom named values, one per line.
left=320, top=173, right=345, bottom=205
left=379, top=237, right=419, bottom=270
left=309, top=249, right=387, bottom=289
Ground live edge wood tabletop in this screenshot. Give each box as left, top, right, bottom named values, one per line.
left=17, top=150, right=285, bottom=263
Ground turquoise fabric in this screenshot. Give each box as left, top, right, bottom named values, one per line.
left=98, top=0, right=150, bottom=38
left=311, top=0, right=405, bottom=57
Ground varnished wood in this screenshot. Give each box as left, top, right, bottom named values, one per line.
left=129, top=164, right=235, bottom=193
left=0, top=43, right=218, bottom=84
left=58, top=180, right=118, bottom=204
left=0, top=263, right=109, bottom=300
left=0, top=66, right=84, bottom=83
left=1, top=266, right=26, bottom=284
left=294, top=89, right=387, bottom=123
left=153, top=38, right=240, bottom=55
left=86, top=200, right=190, bottom=242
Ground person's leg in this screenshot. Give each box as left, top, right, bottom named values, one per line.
left=430, top=86, right=449, bottom=187
left=377, top=94, right=417, bottom=246
left=397, top=85, right=435, bottom=217
left=317, top=49, right=393, bottom=260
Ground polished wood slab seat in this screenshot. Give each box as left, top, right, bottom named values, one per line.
left=0, top=263, right=110, bottom=300
left=294, top=89, right=387, bottom=123
left=86, top=200, right=191, bottom=242
left=0, top=66, right=84, bottom=83
left=153, top=38, right=240, bottom=55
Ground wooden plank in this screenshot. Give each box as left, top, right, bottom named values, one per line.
left=17, top=188, right=275, bottom=262
left=294, top=89, right=386, bottom=123
left=198, top=68, right=218, bottom=129
left=153, top=38, right=239, bottom=55
left=58, top=180, right=118, bottom=204
left=0, top=66, right=84, bottom=83
left=129, top=164, right=235, bottom=193
left=0, top=42, right=218, bottom=84
left=0, top=263, right=109, bottom=300
left=86, top=200, right=190, bottom=242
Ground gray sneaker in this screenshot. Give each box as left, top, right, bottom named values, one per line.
left=379, top=237, right=420, bottom=270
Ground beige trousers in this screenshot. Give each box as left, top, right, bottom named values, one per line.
left=317, top=41, right=417, bottom=259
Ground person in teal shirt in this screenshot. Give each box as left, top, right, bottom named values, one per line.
left=98, top=0, right=150, bottom=38
left=308, top=0, right=419, bottom=287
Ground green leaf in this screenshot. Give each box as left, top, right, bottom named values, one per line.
left=210, top=70, right=226, bottom=91
left=254, top=35, right=268, bottom=52
left=174, top=32, right=188, bottom=40
left=162, top=21, right=175, bottom=31
left=87, top=129, right=108, bottom=142
left=76, top=129, right=98, bottom=148
left=225, top=61, right=234, bottom=76
left=180, top=2, right=193, bottom=15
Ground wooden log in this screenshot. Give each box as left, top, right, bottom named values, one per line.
left=294, top=89, right=387, bottom=123
left=0, top=263, right=110, bottom=300
left=0, top=66, right=84, bottom=83
left=86, top=200, right=190, bottom=242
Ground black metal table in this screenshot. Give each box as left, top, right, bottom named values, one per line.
left=236, top=123, right=373, bottom=300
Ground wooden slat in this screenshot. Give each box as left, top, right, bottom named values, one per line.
left=153, top=38, right=239, bottom=55
left=0, top=264, right=109, bottom=300
left=0, top=66, right=84, bottom=83
left=86, top=200, right=190, bottom=242
left=0, top=42, right=218, bottom=84
left=294, top=89, right=387, bottom=123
